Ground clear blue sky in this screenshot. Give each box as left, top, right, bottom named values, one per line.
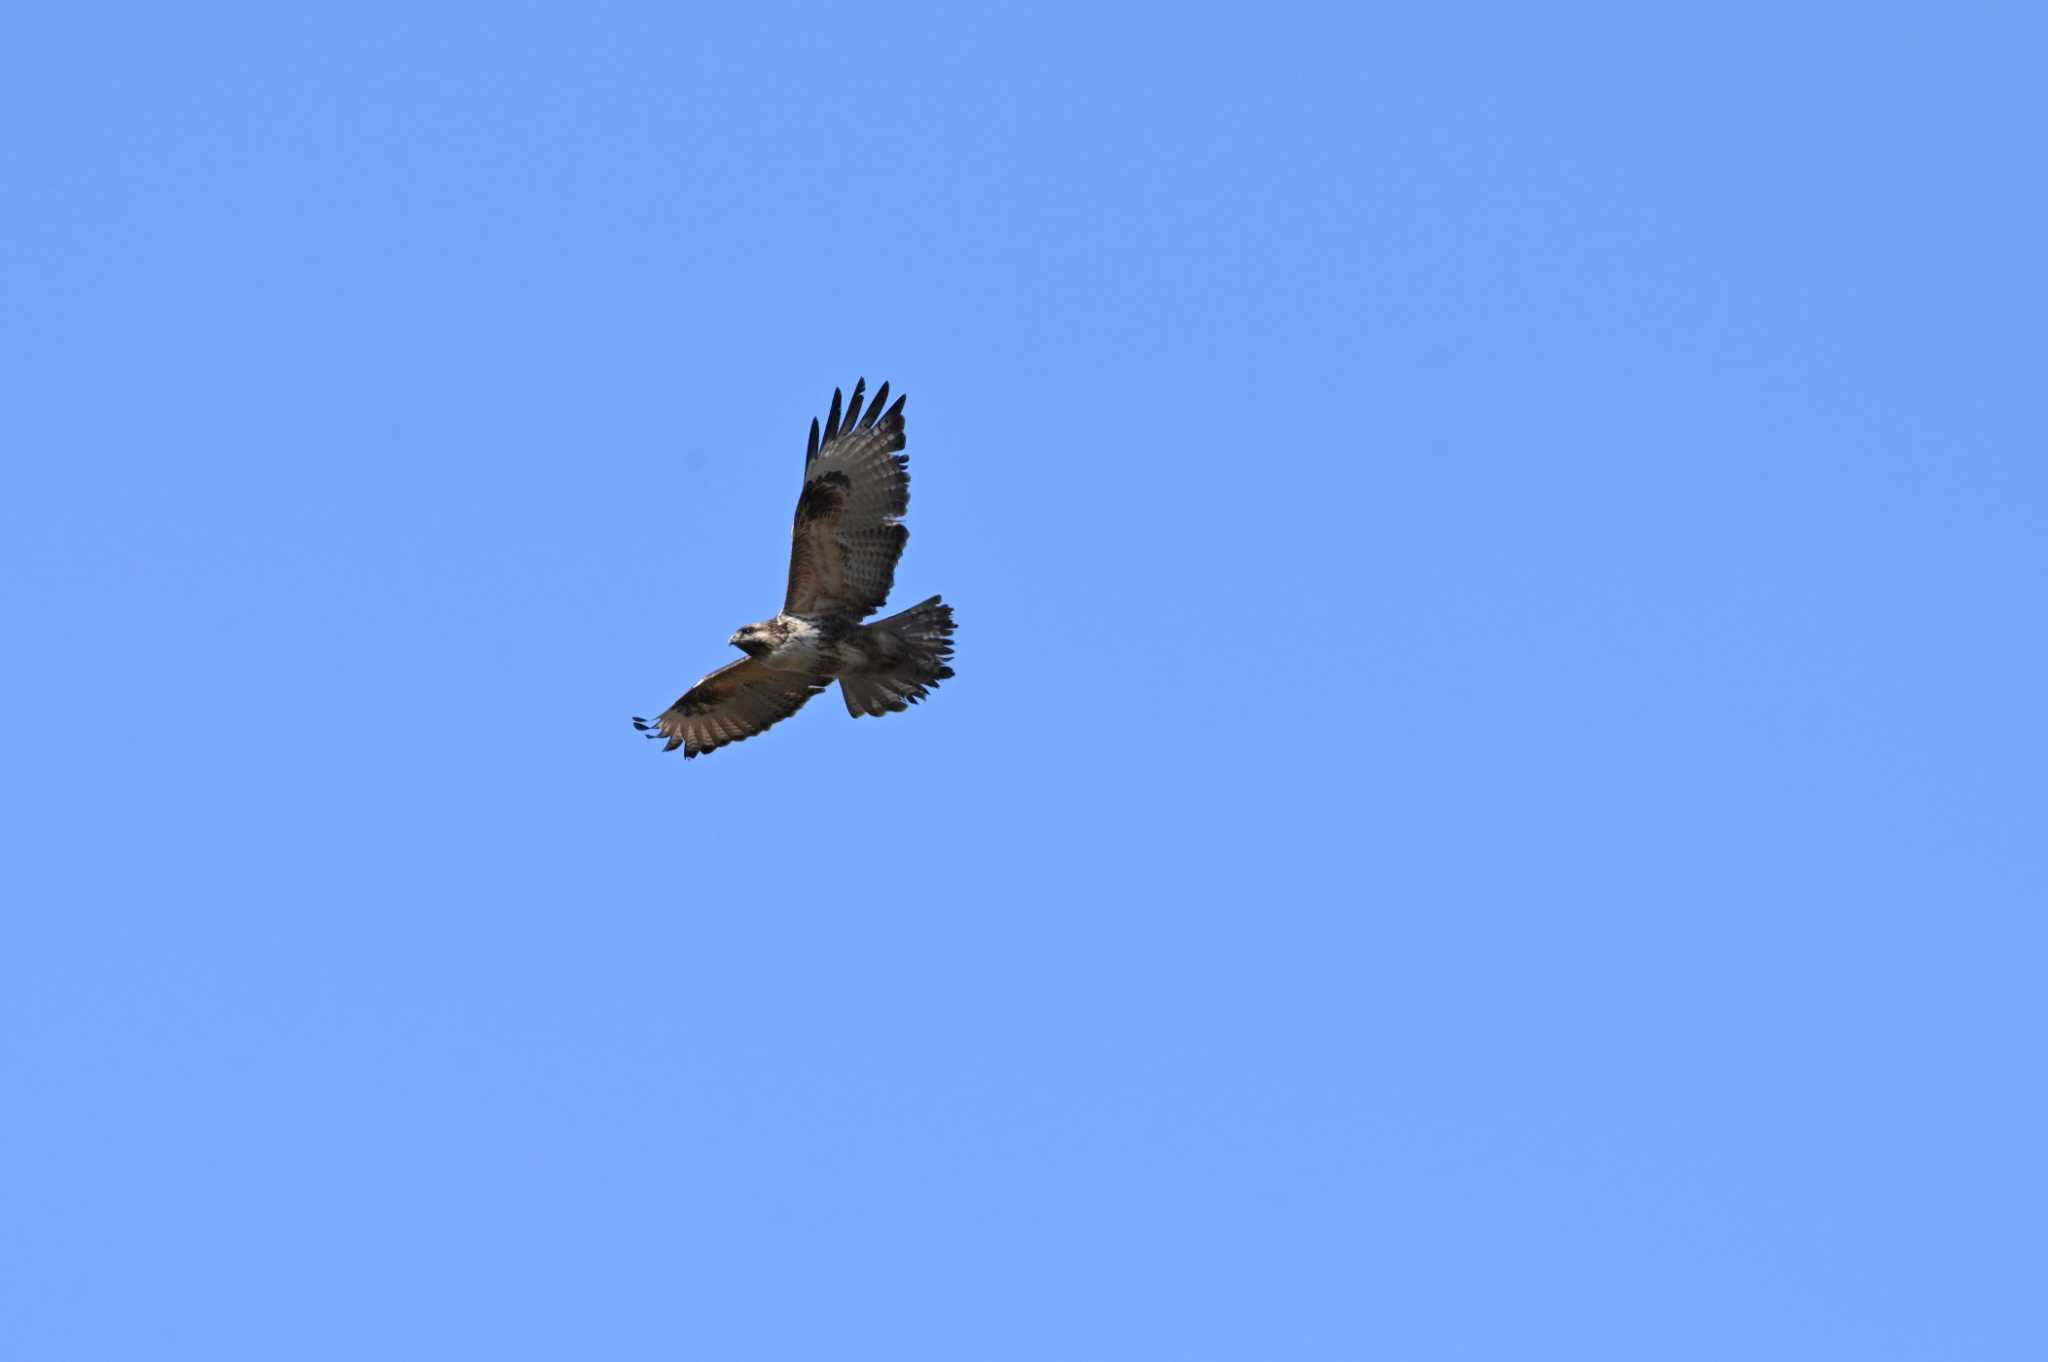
left=4, top=4, right=2044, bottom=1357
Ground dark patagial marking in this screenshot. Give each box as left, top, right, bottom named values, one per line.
left=678, top=684, right=726, bottom=714
left=794, top=471, right=850, bottom=523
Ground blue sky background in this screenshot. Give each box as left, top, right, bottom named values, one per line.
left=4, top=3, right=2044, bottom=1357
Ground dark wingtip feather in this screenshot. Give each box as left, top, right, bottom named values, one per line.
left=883, top=391, right=907, bottom=426
left=862, top=382, right=890, bottom=427
left=842, top=377, right=866, bottom=431
left=806, top=417, right=820, bottom=462
left=824, top=387, right=844, bottom=442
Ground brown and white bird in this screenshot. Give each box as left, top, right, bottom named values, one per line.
left=633, top=380, right=957, bottom=758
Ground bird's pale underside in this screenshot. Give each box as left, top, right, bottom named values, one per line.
left=633, top=379, right=956, bottom=758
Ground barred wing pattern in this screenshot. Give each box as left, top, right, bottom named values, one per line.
left=632, top=658, right=830, bottom=758
left=784, top=378, right=911, bottom=620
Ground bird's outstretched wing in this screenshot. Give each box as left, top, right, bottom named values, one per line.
left=633, top=658, right=830, bottom=757
left=784, top=378, right=910, bottom=619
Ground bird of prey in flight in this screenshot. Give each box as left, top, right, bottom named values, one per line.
left=634, top=379, right=956, bottom=758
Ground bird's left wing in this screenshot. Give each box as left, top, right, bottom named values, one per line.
left=784, top=378, right=911, bottom=619
left=633, top=657, right=830, bottom=757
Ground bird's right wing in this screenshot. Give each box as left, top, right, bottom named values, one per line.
left=633, top=657, right=830, bottom=757
left=784, top=378, right=911, bottom=619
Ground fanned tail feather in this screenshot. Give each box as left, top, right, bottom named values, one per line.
left=841, top=595, right=957, bottom=718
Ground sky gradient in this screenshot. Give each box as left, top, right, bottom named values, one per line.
left=4, top=4, right=2045, bottom=1358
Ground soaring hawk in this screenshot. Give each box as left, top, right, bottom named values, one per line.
left=633, top=380, right=956, bottom=758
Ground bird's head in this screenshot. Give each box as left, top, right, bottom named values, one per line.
left=729, top=622, right=775, bottom=658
